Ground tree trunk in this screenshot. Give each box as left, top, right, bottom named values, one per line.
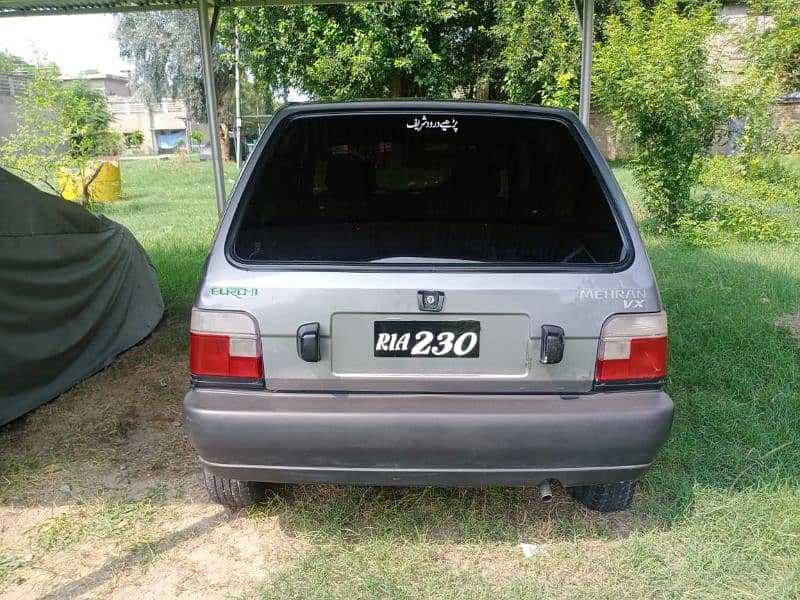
left=219, top=122, right=230, bottom=161
left=390, top=73, right=404, bottom=98
left=81, top=163, right=104, bottom=207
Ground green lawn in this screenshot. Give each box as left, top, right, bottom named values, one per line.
left=72, top=158, right=800, bottom=597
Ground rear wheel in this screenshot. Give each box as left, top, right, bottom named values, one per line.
left=568, top=480, right=637, bottom=512
left=203, top=468, right=274, bottom=510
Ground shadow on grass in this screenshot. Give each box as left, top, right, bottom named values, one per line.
left=257, top=481, right=625, bottom=548
left=2, top=239, right=798, bottom=552
left=38, top=512, right=227, bottom=600
left=248, top=240, right=800, bottom=544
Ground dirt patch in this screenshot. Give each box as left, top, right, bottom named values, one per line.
left=0, top=321, right=637, bottom=599
left=0, top=325, right=197, bottom=507
left=438, top=538, right=629, bottom=593
left=1, top=503, right=308, bottom=599
left=775, top=315, right=800, bottom=344
left=0, top=327, right=306, bottom=598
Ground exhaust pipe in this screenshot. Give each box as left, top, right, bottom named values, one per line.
left=539, top=480, right=553, bottom=503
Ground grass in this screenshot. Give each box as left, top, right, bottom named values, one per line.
left=29, top=500, right=160, bottom=551
left=92, top=157, right=239, bottom=353
left=0, top=553, right=31, bottom=583
left=5, top=156, right=799, bottom=598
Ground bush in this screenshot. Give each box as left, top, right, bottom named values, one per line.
left=745, top=0, right=800, bottom=94
left=1, top=66, right=120, bottom=203
left=594, top=0, right=730, bottom=230
left=674, top=156, right=800, bottom=246
left=124, top=130, right=145, bottom=148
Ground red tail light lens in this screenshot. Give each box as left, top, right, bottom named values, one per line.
left=190, top=309, right=263, bottom=380
left=595, top=312, right=667, bottom=384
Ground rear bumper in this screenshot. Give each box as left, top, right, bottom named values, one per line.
left=183, top=389, right=673, bottom=487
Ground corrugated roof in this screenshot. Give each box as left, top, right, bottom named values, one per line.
left=0, top=0, right=356, bottom=17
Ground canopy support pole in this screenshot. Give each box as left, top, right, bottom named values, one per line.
left=578, top=0, right=594, bottom=129
left=197, top=0, right=226, bottom=217
left=234, top=26, right=242, bottom=169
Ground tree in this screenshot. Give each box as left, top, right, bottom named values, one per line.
left=594, top=0, right=732, bottom=228
left=234, top=1, right=500, bottom=100
left=0, top=65, right=67, bottom=195
left=495, top=0, right=582, bottom=108
left=233, top=1, right=646, bottom=108
left=114, top=12, right=235, bottom=158
left=63, top=80, right=119, bottom=157
left=0, top=66, right=118, bottom=205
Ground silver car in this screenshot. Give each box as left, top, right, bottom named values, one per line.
left=184, top=101, right=673, bottom=512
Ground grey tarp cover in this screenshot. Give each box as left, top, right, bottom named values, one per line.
left=0, top=167, right=164, bottom=425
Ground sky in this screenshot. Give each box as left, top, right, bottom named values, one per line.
left=0, top=15, right=131, bottom=76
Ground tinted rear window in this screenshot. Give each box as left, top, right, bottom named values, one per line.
left=233, top=112, right=625, bottom=265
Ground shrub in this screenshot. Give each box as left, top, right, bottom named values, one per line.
left=1, top=66, right=120, bottom=203
left=594, top=0, right=731, bottom=230
left=124, top=130, right=145, bottom=148
left=675, top=156, right=800, bottom=246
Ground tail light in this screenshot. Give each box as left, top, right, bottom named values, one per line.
left=595, top=311, right=667, bottom=385
left=190, top=308, right=263, bottom=380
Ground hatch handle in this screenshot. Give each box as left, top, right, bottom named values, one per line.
left=540, top=325, right=565, bottom=364
left=297, top=322, right=321, bottom=362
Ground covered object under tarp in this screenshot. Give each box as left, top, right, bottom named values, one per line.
left=0, top=167, right=164, bottom=425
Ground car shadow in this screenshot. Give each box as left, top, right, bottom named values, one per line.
left=1, top=240, right=798, bottom=552
left=265, top=240, right=800, bottom=542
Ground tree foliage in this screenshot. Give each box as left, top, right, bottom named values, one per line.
left=746, top=0, right=800, bottom=95
left=495, top=0, right=582, bottom=108
left=63, top=80, right=119, bottom=158
left=235, top=1, right=499, bottom=100
left=594, top=0, right=732, bottom=228
left=114, top=12, right=235, bottom=122
left=0, top=67, right=118, bottom=204
left=114, top=1, right=621, bottom=112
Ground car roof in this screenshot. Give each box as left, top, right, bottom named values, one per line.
left=272, top=100, right=581, bottom=126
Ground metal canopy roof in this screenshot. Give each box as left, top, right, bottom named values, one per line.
left=0, top=0, right=356, bottom=17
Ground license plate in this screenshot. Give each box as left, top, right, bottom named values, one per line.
left=374, top=321, right=480, bottom=358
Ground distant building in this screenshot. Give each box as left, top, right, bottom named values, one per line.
left=0, top=71, right=207, bottom=155
left=0, top=74, right=28, bottom=141
left=62, top=72, right=208, bottom=155
left=107, top=95, right=202, bottom=155
left=711, top=2, right=799, bottom=153
left=62, top=70, right=132, bottom=98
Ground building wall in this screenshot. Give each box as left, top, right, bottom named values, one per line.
left=108, top=97, right=209, bottom=154
left=0, top=95, right=19, bottom=141
left=62, top=74, right=132, bottom=98
left=0, top=75, right=27, bottom=141
left=100, top=78, right=132, bottom=97
left=774, top=100, right=800, bottom=140
left=589, top=112, right=627, bottom=161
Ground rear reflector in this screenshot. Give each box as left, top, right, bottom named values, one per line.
left=190, top=309, right=263, bottom=380
left=595, top=312, right=667, bottom=384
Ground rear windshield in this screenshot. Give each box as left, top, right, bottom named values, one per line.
left=232, top=112, right=625, bottom=266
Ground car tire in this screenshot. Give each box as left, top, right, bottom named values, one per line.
left=203, top=468, right=273, bottom=510
left=568, top=480, right=637, bottom=512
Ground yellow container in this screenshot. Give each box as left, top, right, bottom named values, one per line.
left=59, top=161, right=121, bottom=202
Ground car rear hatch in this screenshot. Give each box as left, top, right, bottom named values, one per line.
left=201, top=103, right=656, bottom=395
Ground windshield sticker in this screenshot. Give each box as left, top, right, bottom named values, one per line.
left=209, top=287, right=258, bottom=299
left=406, top=115, right=459, bottom=133
left=579, top=289, right=646, bottom=309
